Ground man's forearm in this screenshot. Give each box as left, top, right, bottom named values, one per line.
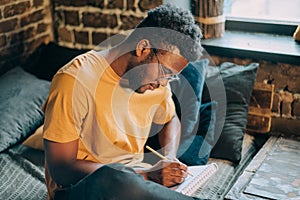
left=47, top=159, right=104, bottom=187
left=44, top=139, right=105, bottom=187
left=158, top=114, right=181, bottom=158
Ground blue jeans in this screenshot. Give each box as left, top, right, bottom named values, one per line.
left=54, top=163, right=201, bottom=200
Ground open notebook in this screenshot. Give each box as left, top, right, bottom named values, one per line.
left=173, top=163, right=218, bottom=196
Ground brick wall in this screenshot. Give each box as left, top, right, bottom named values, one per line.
left=0, top=0, right=53, bottom=75
left=1, top=0, right=298, bottom=134
left=53, top=0, right=162, bottom=49
left=211, top=56, right=300, bottom=135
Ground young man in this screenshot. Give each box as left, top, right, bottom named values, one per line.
left=43, top=4, right=203, bottom=200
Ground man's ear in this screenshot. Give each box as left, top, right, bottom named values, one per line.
left=135, top=39, right=151, bottom=57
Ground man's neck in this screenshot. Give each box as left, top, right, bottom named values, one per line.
left=100, top=43, right=132, bottom=77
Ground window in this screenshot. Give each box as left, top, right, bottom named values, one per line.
left=224, top=0, right=300, bottom=24
left=223, top=0, right=300, bottom=36
left=164, top=0, right=300, bottom=64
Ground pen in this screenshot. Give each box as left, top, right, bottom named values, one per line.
left=145, top=145, right=193, bottom=176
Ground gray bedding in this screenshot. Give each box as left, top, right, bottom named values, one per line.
left=0, top=144, right=47, bottom=200
left=193, top=133, right=265, bottom=200
left=0, top=133, right=264, bottom=200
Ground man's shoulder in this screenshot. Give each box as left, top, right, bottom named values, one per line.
left=53, top=50, right=109, bottom=81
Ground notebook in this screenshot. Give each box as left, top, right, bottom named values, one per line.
left=173, top=163, right=218, bottom=196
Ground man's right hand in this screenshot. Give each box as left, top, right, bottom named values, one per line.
left=140, top=159, right=188, bottom=187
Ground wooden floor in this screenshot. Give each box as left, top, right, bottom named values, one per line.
left=226, top=134, right=300, bottom=200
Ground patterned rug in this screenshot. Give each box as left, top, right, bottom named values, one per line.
left=0, top=145, right=47, bottom=200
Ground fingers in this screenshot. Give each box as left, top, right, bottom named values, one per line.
left=147, top=160, right=188, bottom=187
left=173, top=162, right=188, bottom=171
left=171, top=167, right=188, bottom=178
left=161, top=170, right=186, bottom=187
left=163, top=161, right=188, bottom=174
left=162, top=175, right=185, bottom=187
left=161, top=161, right=188, bottom=187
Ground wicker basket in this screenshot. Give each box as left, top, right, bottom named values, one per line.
left=192, top=0, right=225, bottom=39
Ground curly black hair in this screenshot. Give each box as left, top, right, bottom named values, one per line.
left=126, top=3, right=203, bottom=61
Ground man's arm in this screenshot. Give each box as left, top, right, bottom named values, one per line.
left=44, top=139, right=104, bottom=187
left=158, top=114, right=181, bottom=159
left=45, top=116, right=186, bottom=189
left=137, top=114, right=188, bottom=187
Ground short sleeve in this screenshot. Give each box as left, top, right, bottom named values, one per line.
left=43, top=73, right=87, bottom=143
left=152, top=86, right=175, bottom=124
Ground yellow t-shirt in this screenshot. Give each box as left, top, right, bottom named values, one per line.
left=43, top=50, right=175, bottom=199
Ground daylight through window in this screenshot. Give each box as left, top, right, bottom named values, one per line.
left=224, top=0, right=300, bottom=24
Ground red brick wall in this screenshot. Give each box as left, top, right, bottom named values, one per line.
left=53, top=0, right=162, bottom=49
left=0, top=0, right=298, bottom=134
left=211, top=56, right=300, bottom=135
left=0, top=0, right=53, bottom=74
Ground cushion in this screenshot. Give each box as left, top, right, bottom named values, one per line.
left=22, top=125, right=44, bottom=151
left=0, top=67, right=50, bottom=152
left=22, top=42, right=87, bottom=81
left=178, top=101, right=217, bottom=166
left=170, top=59, right=215, bottom=165
left=203, top=62, right=259, bottom=163
left=144, top=59, right=209, bottom=163
left=171, top=59, right=208, bottom=131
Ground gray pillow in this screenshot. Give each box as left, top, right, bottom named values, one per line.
left=0, top=67, right=50, bottom=152
left=202, top=62, right=259, bottom=163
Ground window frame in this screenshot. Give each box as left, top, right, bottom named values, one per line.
left=225, top=16, right=298, bottom=36
left=201, top=16, right=300, bottom=65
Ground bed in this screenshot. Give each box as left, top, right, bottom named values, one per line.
left=0, top=42, right=268, bottom=200
left=0, top=144, right=47, bottom=199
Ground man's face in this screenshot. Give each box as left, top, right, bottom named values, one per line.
left=130, top=49, right=188, bottom=94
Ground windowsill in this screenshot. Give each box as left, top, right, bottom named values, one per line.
left=202, top=31, right=300, bottom=65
